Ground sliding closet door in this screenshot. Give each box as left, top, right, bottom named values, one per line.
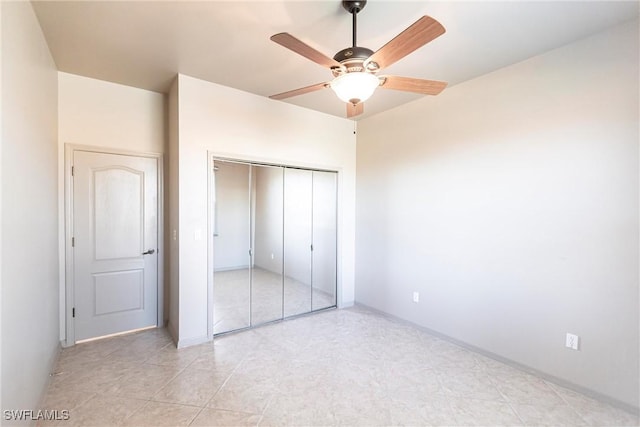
left=283, top=168, right=312, bottom=317
left=312, top=171, right=337, bottom=311
left=250, top=165, right=284, bottom=326
left=213, top=159, right=337, bottom=335
left=213, top=161, right=251, bottom=334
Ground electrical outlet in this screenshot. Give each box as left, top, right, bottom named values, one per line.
left=565, top=333, right=579, bottom=350
left=412, top=291, right=420, bottom=303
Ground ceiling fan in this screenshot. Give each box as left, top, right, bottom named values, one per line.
left=269, top=0, right=448, bottom=118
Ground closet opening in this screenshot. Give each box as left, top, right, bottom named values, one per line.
left=209, top=158, right=338, bottom=335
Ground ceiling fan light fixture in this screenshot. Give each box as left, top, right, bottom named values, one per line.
left=329, top=72, right=379, bottom=104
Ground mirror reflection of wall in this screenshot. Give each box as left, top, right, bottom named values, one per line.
left=212, top=161, right=251, bottom=334
left=284, top=168, right=313, bottom=317
left=251, top=165, right=284, bottom=326
left=312, top=171, right=338, bottom=311
left=212, top=159, right=337, bottom=335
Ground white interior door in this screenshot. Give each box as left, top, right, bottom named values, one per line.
left=73, top=150, right=158, bottom=341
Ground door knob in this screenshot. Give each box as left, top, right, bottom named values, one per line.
left=142, top=249, right=155, bottom=255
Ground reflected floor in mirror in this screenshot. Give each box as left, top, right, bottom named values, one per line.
left=213, top=267, right=335, bottom=334
left=39, top=306, right=638, bottom=426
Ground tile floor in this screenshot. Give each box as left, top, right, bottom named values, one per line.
left=40, top=306, right=639, bottom=426
left=213, top=267, right=335, bottom=334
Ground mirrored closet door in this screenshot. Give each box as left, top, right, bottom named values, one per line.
left=311, top=171, right=337, bottom=311
left=283, top=168, right=312, bottom=317
left=250, top=165, right=284, bottom=326
left=212, top=161, right=251, bottom=334
left=212, top=159, right=337, bottom=335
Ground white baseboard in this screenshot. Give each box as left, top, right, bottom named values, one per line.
left=176, top=334, right=212, bottom=349
left=167, top=321, right=178, bottom=346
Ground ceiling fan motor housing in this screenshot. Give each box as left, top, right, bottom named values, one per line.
left=333, top=46, right=374, bottom=74
left=342, top=0, right=367, bottom=14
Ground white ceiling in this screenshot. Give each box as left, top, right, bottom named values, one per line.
left=32, top=1, right=638, bottom=120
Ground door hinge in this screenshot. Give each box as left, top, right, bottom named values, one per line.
left=72, top=308, right=75, bottom=318
left=71, top=237, right=75, bottom=247
left=311, top=244, right=314, bottom=251
left=71, top=166, right=74, bottom=176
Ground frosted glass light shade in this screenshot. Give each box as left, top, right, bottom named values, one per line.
left=329, top=72, right=379, bottom=104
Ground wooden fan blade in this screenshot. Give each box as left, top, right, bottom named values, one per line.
left=269, top=82, right=329, bottom=100
left=347, top=102, right=364, bottom=118
left=379, top=75, right=447, bottom=95
left=271, top=33, right=342, bottom=69
left=365, top=16, right=445, bottom=71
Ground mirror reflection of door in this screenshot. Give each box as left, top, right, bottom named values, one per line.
left=212, top=161, right=251, bottom=334
left=250, top=165, right=284, bottom=326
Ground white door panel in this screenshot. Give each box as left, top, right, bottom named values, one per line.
left=94, top=167, right=143, bottom=260
left=73, top=151, right=158, bottom=341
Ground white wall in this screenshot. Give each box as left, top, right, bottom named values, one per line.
left=213, top=160, right=251, bottom=271
left=1, top=0, right=59, bottom=414
left=356, top=20, right=639, bottom=409
left=174, top=74, right=356, bottom=346
left=57, top=72, right=165, bottom=342
left=58, top=73, right=165, bottom=152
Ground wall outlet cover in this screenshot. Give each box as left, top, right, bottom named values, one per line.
left=565, top=333, right=580, bottom=350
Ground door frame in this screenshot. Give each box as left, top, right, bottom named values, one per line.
left=64, top=144, right=165, bottom=346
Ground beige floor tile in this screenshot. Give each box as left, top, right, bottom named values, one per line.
left=62, top=395, right=147, bottom=426
left=262, top=394, right=337, bottom=427
left=38, top=314, right=639, bottom=427
left=54, top=337, right=127, bottom=372
left=409, top=392, right=459, bottom=426
left=449, top=396, right=523, bottom=426
left=331, top=396, right=392, bottom=426
left=387, top=402, right=433, bottom=427
left=106, top=346, right=155, bottom=365
left=48, top=360, right=129, bottom=395
left=187, top=348, right=244, bottom=374
left=494, top=372, right=566, bottom=407
left=207, top=375, right=275, bottom=415
left=144, top=343, right=204, bottom=369
left=152, top=366, right=229, bottom=407
left=40, top=389, right=96, bottom=412
left=429, top=346, right=484, bottom=371
left=438, top=368, right=505, bottom=401
left=191, top=408, right=262, bottom=426
left=551, top=384, right=640, bottom=426
left=121, top=401, right=201, bottom=426
left=511, top=402, right=587, bottom=426
left=383, top=367, right=442, bottom=401
left=102, top=363, right=182, bottom=399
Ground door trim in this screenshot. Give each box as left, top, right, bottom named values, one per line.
left=64, top=144, right=164, bottom=346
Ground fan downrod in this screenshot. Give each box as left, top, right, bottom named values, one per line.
left=342, top=0, right=366, bottom=14
left=333, top=0, right=373, bottom=72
